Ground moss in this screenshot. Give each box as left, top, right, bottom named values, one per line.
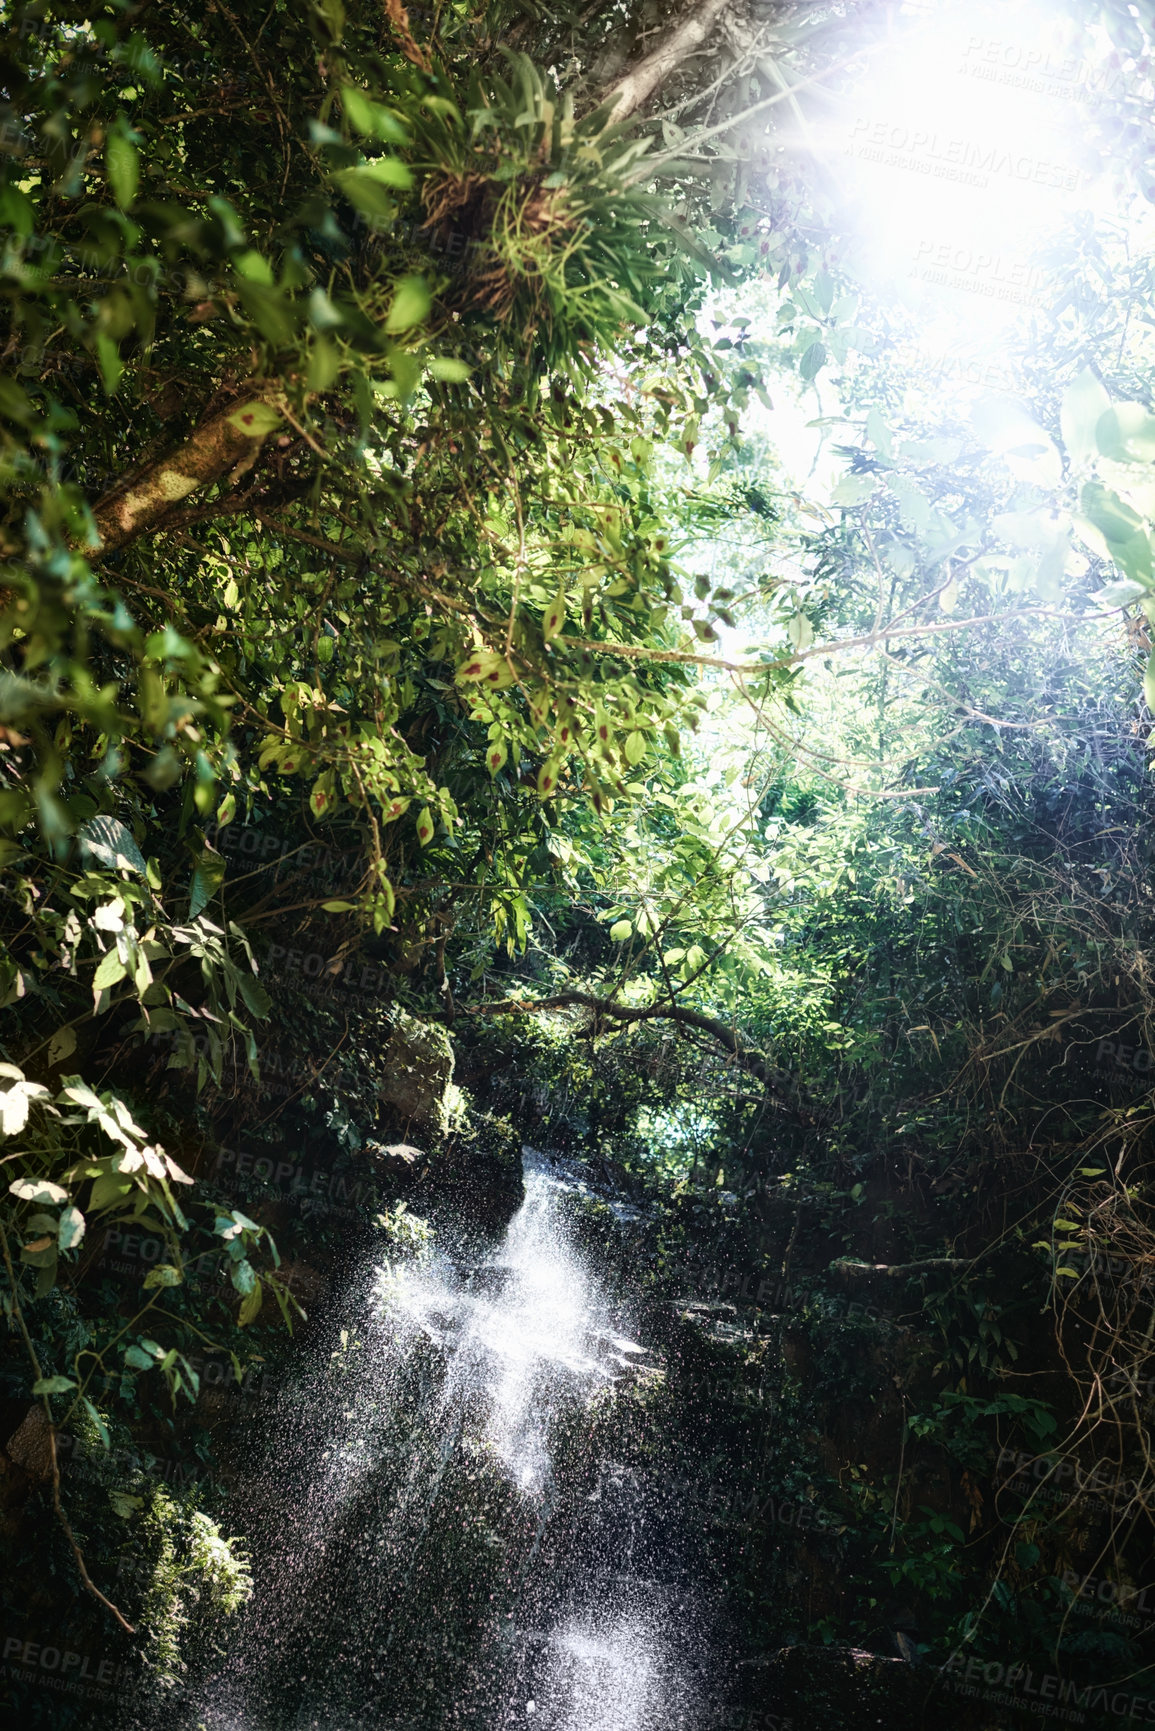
left=134, top=1487, right=252, bottom=1691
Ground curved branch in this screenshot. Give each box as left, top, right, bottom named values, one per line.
left=439, top=990, right=815, bottom=1119
left=0, top=1220, right=134, bottom=1633
left=91, top=389, right=280, bottom=554
left=601, top=0, right=735, bottom=121
left=832, top=1257, right=975, bottom=1278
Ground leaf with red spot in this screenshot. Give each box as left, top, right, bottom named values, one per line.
left=457, top=649, right=514, bottom=689
left=227, top=401, right=282, bottom=437
left=544, top=587, right=566, bottom=642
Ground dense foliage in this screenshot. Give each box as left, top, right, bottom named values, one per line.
left=5, top=0, right=1155, bottom=1723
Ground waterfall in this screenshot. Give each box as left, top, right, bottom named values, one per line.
left=188, top=1149, right=716, bottom=1731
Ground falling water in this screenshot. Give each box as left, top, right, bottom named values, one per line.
left=187, top=1149, right=718, bottom=1731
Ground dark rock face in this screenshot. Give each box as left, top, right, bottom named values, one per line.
left=740, top=1646, right=990, bottom=1730
left=378, top=1011, right=456, bottom=1131
left=4, top=1405, right=53, bottom=1482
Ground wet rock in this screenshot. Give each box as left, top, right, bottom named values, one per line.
left=366, top=1139, right=427, bottom=1176
left=378, top=1012, right=455, bottom=1131
left=738, top=1645, right=989, bottom=1729
left=5, top=1405, right=54, bottom=1481
left=415, top=1109, right=524, bottom=1232
left=276, top=1258, right=330, bottom=1308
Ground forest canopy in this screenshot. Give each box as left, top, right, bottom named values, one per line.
left=4, top=0, right=1155, bottom=1720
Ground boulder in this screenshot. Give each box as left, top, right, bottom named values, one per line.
left=377, top=1012, right=455, bottom=1132
left=5, top=1405, right=54, bottom=1481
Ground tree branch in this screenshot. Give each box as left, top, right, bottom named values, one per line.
left=0, top=1219, right=134, bottom=1633
left=832, top=1257, right=975, bottom=1277
left=435, top=990, right=815, bottom=1118
left=91, top=389, right=281, bottom=554
left=602, top=0, right=735, bottom=121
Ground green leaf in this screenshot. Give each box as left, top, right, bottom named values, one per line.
left=543, top=588, right=566, bottom=642
left=92, top=948, right=127, bottom=992
left=384, top=274, right=431, bottom=334
left=307, top=337, right=341, bottom=392
left=1143, top=649, right=1155, bottom=713
left=231, top=1258, right=257, bottom=1295
left=831, top=472, right=876, bottom=507
left=32, top=1376, right=76, bottom=1396
left=57, top=1205, right=85, bottom=1251
left=78, top=817, right=146, bottom=875
left=1081, top=481, right=1145, bottom=544
left=10, top=1178, right=68, bottom=1204
left=1096, top=402, right=1155, bottom=464
left=342, top=86, right=410, bottom=142
left=95, top=334, right=124, bottom=397
left=232, top=247, right=275, bottom=285
left=143, top=1263, right=183, bottom=1289
left=351, top=156, right=413, bottom=190
left=227, top=401, right=282, bottom=437
left=787, top=613, right=814, bottom=651
left=427, top=357, right=472, bottom=382
left=236, top=281, right=298, bottom=344
left=457, top=649, right=515, bottom=689
left=106, top=118, right=140, bottom=209
left=1094, top=579, right=1148, bottom=608
left=332, top=167, right=399, bottom=222
left=189, top=847, right=226, bottom=919
left=89, top=1170, right=132, bottom=1210
left=799, top=341, right=826, bottom=381
left=47, top=1026, right=77, bottom=1067
left=81, top=1396, right=110, bottom=1449
left=237, top=974, right=272, bottom=1018
left=388, top=346, right=421, bottom=401
left=1060, top=366, right=1111, bottom=466
left=416, top=808, right=435, bottom=846
left=609, top=919, right=632, bottom=941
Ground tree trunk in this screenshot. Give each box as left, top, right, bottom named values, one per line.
left=92, top=392, right=280, bottom=555
left=601, top=0, right=735, bottom=121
